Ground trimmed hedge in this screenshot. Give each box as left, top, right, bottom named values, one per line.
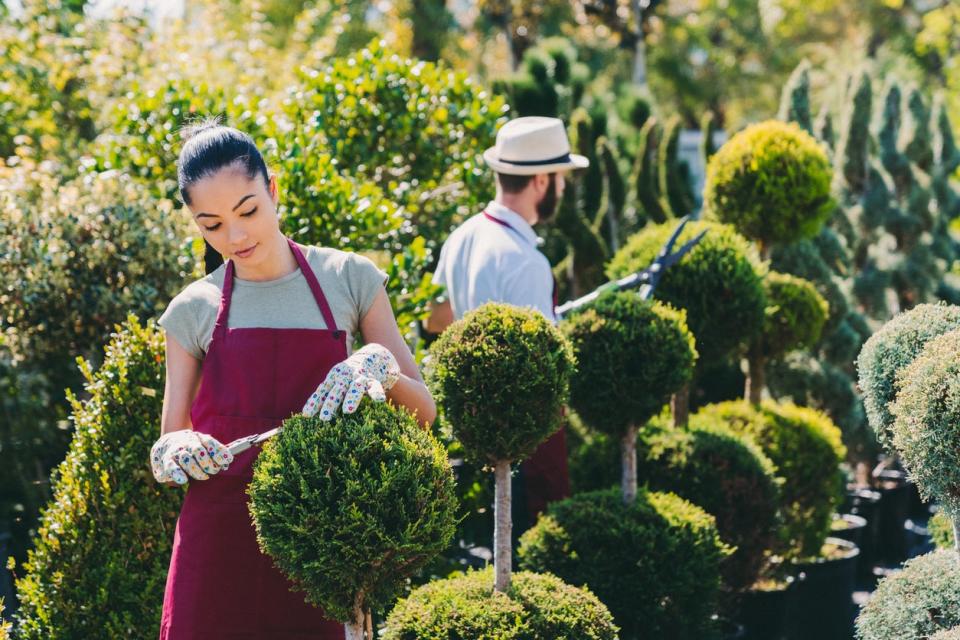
left=383, top=567, right=618, bottom=639
left=855, top=551, right=960, bottom=640
left=12, top=317, right=181, bottom=639
left=562, top=292, right=697, bottom=435
left=248, top=401, right=458, bottom=623
left=759, top=271, right=829, bottom=358
left=694, top=401, right=846, bottom=559
left=426, top=303, right=576, bottom=464
left=607, top=220, right=765, bottom=368
left=639, top=416, right=780, bottom=591
left=518, top=488, right=730, bottom=639
left=889, top=328, right=960, bottom=518
left=704, top=120, right=834, bottom=249
left=856, top=303, right=960, bottom=450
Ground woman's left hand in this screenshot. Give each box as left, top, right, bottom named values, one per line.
left=302, top=343, right=401, bottom=420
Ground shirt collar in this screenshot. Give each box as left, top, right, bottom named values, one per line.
left=485, top=201, right=544, bottom=247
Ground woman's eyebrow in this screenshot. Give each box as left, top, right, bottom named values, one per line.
left=195, top=193, right=256, bottom=219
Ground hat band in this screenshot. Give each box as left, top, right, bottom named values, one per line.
left=497, top=152, right=571, bottom=166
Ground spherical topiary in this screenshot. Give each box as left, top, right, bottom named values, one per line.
left=562, top=292, right=697, bottom=436
left=607, top=220, right=765, bottom=368
left=427, top=302, right=576, bottom=464
left=930, top=511, right=955, bottom=550
left=889, top=328, right=960, bottom=519
left=704, top=120, right=834, bottom=249
left=694, top=400, right=846, bottom=559
left=759, top=271, right=829, bottom=358
left=855, top=551, right=960, bottom=640
left=639, top=415, right=781, bottom=591
left=856, top=303, right=960, bottom=450
left=247, top=401, right=458, bottom=624
left=383, top=567, right=618, bottom=640
left=518, top=488, right=731, bottom=639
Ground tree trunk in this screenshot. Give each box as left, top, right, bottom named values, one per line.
left=621, top=425, right=638, bottom=505
left=631, top=0, right=647, bottom=86
left=671, top=383, right=690, bottom=428
left=745, top=348, right=765, bottom=404
left=494, top=459, right=512, bottom=592
left=344, top=599, right=366, bottom=640
left=954, top=517, right=960, bottom=556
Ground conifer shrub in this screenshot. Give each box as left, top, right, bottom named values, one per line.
left=248, top=401, right=458, bottom=627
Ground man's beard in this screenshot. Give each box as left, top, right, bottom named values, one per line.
left=536, top=173, right=558, bottom=223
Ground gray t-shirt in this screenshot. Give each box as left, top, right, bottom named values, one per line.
left=158, top=244, right=388, bottom=360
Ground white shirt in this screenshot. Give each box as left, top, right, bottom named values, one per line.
left=432, top=201, right=556, bottom=323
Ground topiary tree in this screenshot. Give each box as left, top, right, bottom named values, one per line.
left=427, top=303, right=575, bottom=592
left=888, top=327, right=960, bottom=550
left=695, top=400, right=846, bottom=560
left=704, top=120, right=834, bottom=258
left=856, top=303, right=960, bottom=451
left=248, top=402, right=458, bottom=638
left=12, top=316, right=182, bottom=639
left=777, top=59, right=814, bottom=134
left=855, top=551, right=960, bottom=640
left=745, top=271, right=829, bottom=402
left=637, top=415, right=780, bottom=591
left=561, top=292, right=697, bottom=503
left=383, top=567, right=618, bottom=639
left=607, top=220, right=765, bottom=425
left=518, top=488, right=731, bottom=639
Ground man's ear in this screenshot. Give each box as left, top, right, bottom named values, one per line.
left=532, top=172, right=549, bottom=196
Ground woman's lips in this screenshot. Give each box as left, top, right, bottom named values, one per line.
left=234, top=244, right=257, bottom=258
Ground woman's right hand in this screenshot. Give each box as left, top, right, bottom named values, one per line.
left=150, top=429, right=234, bottom=485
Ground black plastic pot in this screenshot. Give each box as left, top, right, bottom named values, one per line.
left=843, top=487, right=881, bottom=584
left=905, top=518, right=934, bottom=559
left=876, top=470, right=910, bottom=565
left=786, top=537, right=859, bottom=640
left=739, top=578, right=795, bottom=640
left=831, top=513, right=867, bottom=549
left=719, top=617, right=747, bottom=640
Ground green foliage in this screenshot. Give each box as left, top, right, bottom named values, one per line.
left=777, top=60, right=814, bottom=134
left=889, top=328, right=960, bottom=519
left=855, top=550, right=960, bottom=640
left=13, top=317, right=181, bottom=639
left=383, top=567, right=618, bottom=639
left=758, top=271, right=829, bottom=359
left=931, top=628, right=960, bottom=640
left=694, top=400, right=846, bottom=559
left=638, top=416, right=781, bottom=591
left=704, top=120, right=834, bottom=249
left=608, top=220, right=765, bottom=368
left=930, top=511, right=955, bottom=550
left=856, top=303, right=960, bottom=451
left=0, top=598, right=9, bottom=640
left=276, top=40, right=506, bottom=251
left=562, top=293, right=697, bottom=437
left=427, top=303, right=576, bottom=464
left=248, top=401, right=458, bottom=623
left=518, top=488, right=730, bottom=639
left=658, top=115, right=697, bottom=218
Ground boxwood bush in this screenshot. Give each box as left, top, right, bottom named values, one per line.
left=694, top=400, right=846, bottom=559
left=607, top=220, right=765, bottom=369
left=248, top=401, right=458, bottom=626
left=889, top=327, right=960, bottom=519
left=855, top=551, right=960, bottom=640
left=12, top=317, right=182, bottom=639
left=638, top=415, right=781, bottom=591
left=857, top=303, right=960, bottom=450
left=383, top=567, right=618, bottom=639
left=518, top=488, right=731, bottom=639
left=704, top=120, right=834, bottom=251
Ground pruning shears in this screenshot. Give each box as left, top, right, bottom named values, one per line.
left=226, top=426, right=283, bottom=456
left=554, top=216, right=707, bottom=319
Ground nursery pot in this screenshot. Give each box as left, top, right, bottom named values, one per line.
left=786, top=537, right=859, bottom=640
left=842, top=487, right=880, bottom=584
left=738, top=577, right=795, bottom=640
left=876, top=470, right=910, bottom=565
left=904, top=518, right=934, bottom=559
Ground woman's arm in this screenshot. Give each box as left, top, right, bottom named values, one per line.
left=360, top=288, right=437, bottom=426
left=158, top=333, right=203, bottom=487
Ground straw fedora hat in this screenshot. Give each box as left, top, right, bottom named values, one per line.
left=483, top=116, right=590, bottom=176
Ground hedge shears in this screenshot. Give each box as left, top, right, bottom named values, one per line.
left=554, top=216, right=707, bottom=319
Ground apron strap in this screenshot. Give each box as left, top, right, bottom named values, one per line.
left=213, top=238, right=343, bottom=340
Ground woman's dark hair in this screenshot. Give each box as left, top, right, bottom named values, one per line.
left=177, top=117, right=270, bottom=275
left=177, top=117, right=269, bottom=206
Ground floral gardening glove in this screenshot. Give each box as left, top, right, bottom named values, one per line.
left=150, top=429, right=234, bottom=485
left=302, top=343, right=401, bottom=420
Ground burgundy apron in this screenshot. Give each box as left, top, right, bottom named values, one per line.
left=482, top=211, right=571, bottom=519
left=160, top=238, right=346, bottom=639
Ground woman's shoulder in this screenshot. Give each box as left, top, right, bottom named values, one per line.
left=301, top=244, right=384, bottom=278
left=166, top=265, right=227, bottom=312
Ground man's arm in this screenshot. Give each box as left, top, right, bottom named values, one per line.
left=424, top=299, right=454, bottom=335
